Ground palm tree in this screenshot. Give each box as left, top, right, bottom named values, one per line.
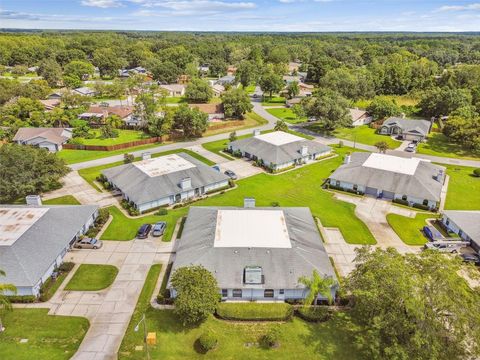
left=0, top=269, right=16, bottom=332
left=298, top=270, right=336, bottom=306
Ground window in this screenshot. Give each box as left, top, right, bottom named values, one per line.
left=353, top=184, right=358, bottom=191
left=232, top=289, right=242, bottom=298
left=402, top=195, right=407, bottom=201
left=446, top=219, right=450, bottom=226
left=279, top=289, right=285, bottom=295
left=423, top=199, right=429, bottom=206
left=264, top=289, right=274, bottom=298
left=221, top=289, right=228, bottom=298
left=335, top=180, right=340, bottom=186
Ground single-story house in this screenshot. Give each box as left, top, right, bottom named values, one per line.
left=168, top=201, right=337, bottom=302
left=0, top=204, right=99, bottom=296
left=379, top=117, right=432, bottom=141
left=328, top=152, right=446, bottom=209
left=47, top=89, right=68, bottom=100
left=119, top=67, right=147, bottom=77
left=283, top=75, right=302, bottom=85
left=350, top=108, right=373, bottom=127
left=229, top=130, right=331, bottom=171
left=286, top=97, right=303, bottom=108
left=441, top=211, right=480, bottom=252
left=78, top=106, right=134, bottom=124
left=159, top=84, right=186, bottom=97
left=39, top=99, right=61, bottom=111
left=73, top=87, right=96, bottom=97
left=189, top=103, right=224, bottom=121
left=13, top=127, right=73, bottom=152
left=102, top=152, right=230, bottom=213
left=211, top=84, right=225, bottom=97
left=298, top=82, right=314, bottom=96
left=216, top=75, right=236, bottom=86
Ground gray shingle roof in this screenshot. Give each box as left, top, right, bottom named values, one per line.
left=170, top=206, right=337, bottom=289
left=0, top=205, right=98, bottom=287
left=443, top=211, right=480, bottom=244
left=329, top=152, right=445, bottom=201
left=102, top=152, right=229, bottom=206
left=230, top=134, right=331, bottom=166
left=383, top=117, right=431, bottom=136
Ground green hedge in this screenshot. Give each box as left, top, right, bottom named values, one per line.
left=216, top=303, right=293, bottom=321
left=393, top=198, right=409, bottom=206
left=296, top=306, right=331, bottom=323
left=7, top=295, right=36, bottom=303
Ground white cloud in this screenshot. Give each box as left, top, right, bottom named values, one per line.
left=437, top=3, right=480, bottom=12
left=81, top=0, right=124, bottom=8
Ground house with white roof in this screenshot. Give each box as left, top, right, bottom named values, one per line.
left=329, top=152, right=446, bottom=209
left=0, top=203, right=98, bottom=296
left=229, top=130, right=331, bottom=171
left=102, top=152, right=230, bottom=213
left=168, top=200, right=337, bottom=302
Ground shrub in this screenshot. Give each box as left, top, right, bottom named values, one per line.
left=393, top=198, right=409, bottom=206
left=216, top=303, right=293, bottom=321
left=473, top=168, right=480, bottom=177
left=296, top=306, right=331, bottom=322
left=260, top=326, right=280, bottom=348
left=413, top=203, right=431, bottom=211
left=58, top=262, right=75, bottom=272
left=198, top=330, right=218, bottom=352
left=271, top=201, right=280, bottom=207
left=97, top=208, right=109, bottom=224
left=7, top=295, right=36, bottom=303
left=156, top=208, right=168, bottom=216
left=96, top=174, right=107, bottom=183
left=124, top=153, right=134, bottom=163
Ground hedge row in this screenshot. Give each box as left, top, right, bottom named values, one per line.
left=216, top=302, right=293, bottom=321
left=296, top=306, right=331, bottom=323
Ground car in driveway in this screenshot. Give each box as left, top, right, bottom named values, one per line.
left=137, top=224, right=152, bottom=239
left=460, top=253, right=480, bottom=266
left=424, top=242, right=463, bottom=253
left=224, top=170, right=237, bottom=180
left=405, top=143, right=417, bottom=153
left=152, top=221, right=167, bottom=237
left=74, top=237, right=103, bottom=249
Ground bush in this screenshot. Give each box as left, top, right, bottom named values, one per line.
left=271, top=201, right=280, bottom=207
left=58, top=262, right=75, bottom=272
left=7, top=295, right=36, bottom=303
left=216, top=303, right=293, bottom=321
left=97, top=208, right=109, bottom=224
left=296, top=306, right=331, bottom=322
left=124, top=153, right=134, bottom=163
left=413, top=203, right=431, bottom=211
left=393, top=198, right=409, bottom=206
left=156, top=208, right=168, bottom=216
left=260, top=326, right=280, bottom=348
left=473, top=168, right=480, bottom=177
left=198, top=330, right=218, bottom=352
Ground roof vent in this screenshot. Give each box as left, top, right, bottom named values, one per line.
left=180, top=177, right=191, bottom=190
left=244, top=197, right=255, bottom=208
left=142, top=152, right=151, bottom=160
left=26, top=195, right=42, bottom=206
left=253, top=129, right=261, bottom=137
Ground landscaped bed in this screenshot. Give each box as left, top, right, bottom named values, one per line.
left=64, top=264, right=119, bottom=291
left=216, top=303, right=293, bottom=321
left=0, top=308, right=89, bottom=360
left=386, top=213, right=438, bottom=245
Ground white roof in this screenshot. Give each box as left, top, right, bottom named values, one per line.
left=213, top=210, right=291, bottom=248
left=363, top=153, right=427, bottom=175
left=133, top=154, right=196, bottom=177
left=255, top=131, right=303, bottom=146
left=0, top=208, right=49, bottom=246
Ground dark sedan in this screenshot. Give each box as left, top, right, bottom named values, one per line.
left=224, top=170, right=238, bottom=180
left=460, top=253, right=480, bottom=266
left=137, top=224, right=152, bottom=239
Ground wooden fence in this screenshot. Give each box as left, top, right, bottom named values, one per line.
left=63, top=136, right=163, bottom=151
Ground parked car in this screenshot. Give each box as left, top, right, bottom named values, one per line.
left=137, top=224, right=152, bottom=239
left=74, top=237, right=103, bottom=249
left=424, top=242, right=462, bottom=253
left=152, top=222, right=167, bottom=237
left=212, top=165, right=221, bottom=172
left=224, top=170, right=237, bottom=180
left=405, top=143, right=417, bottom=153
left=422, top=226, right=444, bottom=242
left=460, top=253, right=480, bottom=266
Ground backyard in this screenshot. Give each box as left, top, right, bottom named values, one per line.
left=101, top=146, right=375, bottom=245
left=387, top=213, right=439, bottom=245
left=64, top=264, right=119, bottom=291
left=444, top=164, right=480, bottom=210
left=203, top=112, right=268, bottom=137
left=266, top=107, right=306, bottom=124
left=417, top=133, right=480, bottom=160
left=332, top=126, right=401, bottom=148
left=73, top=129, right=151, bottom=146
left=0, top=309, right=89, bottom=360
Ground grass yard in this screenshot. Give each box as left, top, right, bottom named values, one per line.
left=266, top=107, right=306, bottom=124
left=203, top=112, right=268, bottom=137
left=165, top=96, right=185, bottom=104
left=417, top=133, right=480, bottom=160
left=331, top=125, right=401, bottom=149
left=65, top=264, right=119, bottom=291
left=261, top=96, right=286, bottom=106
left=0, top=309, right=89, bottom=360
left=102, top=146, right=375, bottom=244
left=74, top=129, right=151, bottom=146
left=352, top=95, right=419, bottom=109
left=78, top=148, right=214, bottom=192
left=386, top=213, right=438, bottom=245
left=57, top=141, right=164, bottom=164
left=42, top=195, right=80, bottom=205
left=444, top=164, right=480, bottom=210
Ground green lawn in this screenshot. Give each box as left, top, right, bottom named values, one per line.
left=386, top=213, right=438, bottom=245
left=102, top=146, right=375, bottom=244
left=261, top=96, right=286, bottom=106
left=201, top=129, right=314, bottom=160
left=57, top=142, right=164, bottom=165
left=165, top=97, right=185, bottom=104
left=65, top=264, right=119, bottom=291
left=75, top=130, right=151, bottom=146
left=266, top=107, right=306, bottom=124
left=331, top=126, right=401, bottom=149
left=42, top=195, right=81, bottom=205
left=78, top=148, right=214, bottom=192
left=417, top=133, right=480, bottom=160
left=244, top=84, right=256, bottom=94
left=0, top=309, right=89, bottom=360
left=444, top=164, right=480, bottom=210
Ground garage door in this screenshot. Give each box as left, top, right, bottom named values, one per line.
left=383, top=191, right=395, bottom=199
left=365, top=187, right=377, bottom=196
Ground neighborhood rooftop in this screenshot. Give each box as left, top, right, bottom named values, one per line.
left=13, top=127, right=71, bottom=145
left=0, top=207, right=49, bottom=246
left=443, top=211, right=480, bottom=245
left=255, top=131, right=304, bottom=146
left=363, top=153, right=423, bottom=176
left=133, top=154, right=196, bottom=177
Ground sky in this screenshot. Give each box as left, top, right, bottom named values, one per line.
left=1, top=0, right=480, bottom=32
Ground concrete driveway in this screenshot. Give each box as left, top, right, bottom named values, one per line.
left=219, top=159, right=264, bottom=179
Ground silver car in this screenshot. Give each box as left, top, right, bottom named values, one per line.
left=74, top=237, right=103, bottom=249
left=424, top=242, right=461, bottom=253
